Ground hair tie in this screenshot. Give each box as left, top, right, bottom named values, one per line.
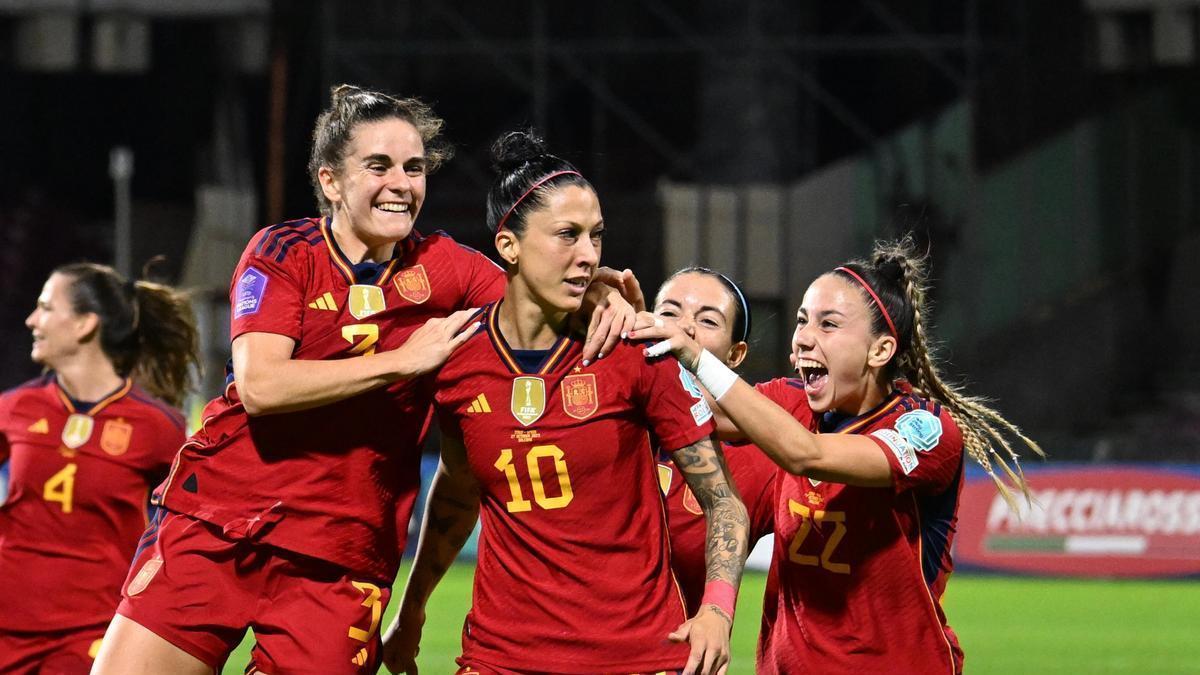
left=835, top=266, right=897, bottom=340
left=495, top=170, right=582, bottom=231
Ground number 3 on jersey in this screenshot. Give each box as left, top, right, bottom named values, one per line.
left=495, top=445, right=574, bottom=512
left=342, top=324, right=379, bottom=356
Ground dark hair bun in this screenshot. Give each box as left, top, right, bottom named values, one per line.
left=491, top=130, right=548, bottom=174
left=873, top=255, right=906, bottom=286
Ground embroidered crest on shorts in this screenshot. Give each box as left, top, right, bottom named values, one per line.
left=560, top=373, right=599, bottom=420
left=127, top=556, right=163, bottom=596
left=100, top=418, right=133, bottom=456
left=393, top=264, right=432, bottom=304
left=511, top=377, right=546, bottom=426
left=61, top=413, right=94, bottom=449
left=348, top=284, right=386, bottom=320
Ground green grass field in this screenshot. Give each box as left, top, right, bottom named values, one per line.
left=223, top=567, right=1200, bottom=674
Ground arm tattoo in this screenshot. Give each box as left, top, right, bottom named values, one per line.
left=672, top=437, right=750, bottom=588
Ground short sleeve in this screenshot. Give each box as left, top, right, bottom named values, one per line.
left=867, top=407, right=963, bottom=495
left=454, top=242, right=505, bottom=309
left=229, top=234, right=306, bottom=342
left=753, top=378, right=815, bottom=429
left=638, top=353, right=716, bottom=453
left=144, top=412, right=186, bottom=477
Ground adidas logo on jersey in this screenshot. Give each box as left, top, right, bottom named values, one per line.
left=465, top=394, right=492, bottom=414
left=308, top=292, right=338, bottom=311
left=27, top=418, right=49, bottom=434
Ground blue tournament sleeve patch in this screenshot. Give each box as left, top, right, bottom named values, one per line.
left=234, top=266, right=269, bottom=319
left=894, top=409, right=943, bottom=452
left=677, top=363, right=713, bottom=425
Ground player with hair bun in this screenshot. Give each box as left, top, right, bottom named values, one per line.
left=0, top=262, right=198, bottom=674
left=383, top=130, right=749, bottom=675
left=634, top=236, right=1042, bottom=674
left=94, top=86, right=637, bottom=675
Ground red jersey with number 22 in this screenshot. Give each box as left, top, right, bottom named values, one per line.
left=758, top=380, right=965, bottom=675
left=435, top=302, right=716, bottom=674
left=159, top=218, right=503, bottom=581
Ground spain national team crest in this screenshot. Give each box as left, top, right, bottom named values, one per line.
left=100, top=418, right=133, bottom=456
left=511, top=376, right=546, bottom=426
left=61, top=413, right=94, bottom=449
left=348, top=284, right=387, bottom=320
left=560, top=373, right=599, bottom=420
left=682, top=485, right=703, bottom=515
left=126, top=556, right=163, bottom=596
left=393, top=264, right=432, bottom=304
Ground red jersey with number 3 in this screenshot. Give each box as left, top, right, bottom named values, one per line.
left=0, top=375, right=184, bottom=632
left=657, top=378, right=811, bottom=615
left=435, top=302, right=716, bottom=673
left=158, top=218, right=503, bottom=581
left=757, top=380, right=965, bottom=675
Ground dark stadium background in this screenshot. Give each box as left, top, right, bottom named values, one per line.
left=3, top=2, right=1198, bottom=672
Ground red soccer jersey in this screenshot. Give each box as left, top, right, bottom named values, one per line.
left=757, top=381, right=966, bottom=675
left=435, top=302, right=716, bottom=673
left=158, top=218, right=504, bottom=581
left=0, top=375, right=184, bottom=632
left=657, top=377, right=810, bottom=616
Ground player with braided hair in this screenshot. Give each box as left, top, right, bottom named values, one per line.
left=633, top=236, right=1041, bottom=674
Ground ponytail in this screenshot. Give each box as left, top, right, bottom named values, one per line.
left=57, top=262, right=200, bottom=407
left=835, top=237, right=1044, bottom=510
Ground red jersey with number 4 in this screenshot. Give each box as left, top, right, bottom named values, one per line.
left=658, top=378, right=811, bottom=615
left=757, top=380, right=965, bottom=675
left=158, top=218, right=503, bottom=581
left=0, top=375, right=184, bottom=632
left=435, top=302, right=716, bottom=673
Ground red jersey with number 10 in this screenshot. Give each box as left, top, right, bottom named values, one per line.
left=435, top=302, right=716, bottom=673
left=158, top=218, right=503, bottom=581
left=0, top=375, right=184, bottom=632
left=758, top=381, right=965, bottom=675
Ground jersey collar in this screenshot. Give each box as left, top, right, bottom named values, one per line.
left=320, top=217, right=418, bottom=286
left=484, top=301, right=578, bottom=375
left=820, top=390, right=904, bottom=435
left=53, top=376, right=133, bottom=416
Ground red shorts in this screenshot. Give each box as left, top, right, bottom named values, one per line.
left=117, top=511, right=391, bottom=674
left=0, top=624, right=106, bottom=675
left=455, top=661, right=683, bottom=675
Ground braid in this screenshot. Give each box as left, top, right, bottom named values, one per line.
left=872, top=237, right=1045, bottom=511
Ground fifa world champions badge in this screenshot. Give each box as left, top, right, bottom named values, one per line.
left=61, top=413, right=94, bottom=449
left=348, top=284, right=387, bottom=320
left=561, top=373, right=599, bottom=420
left=511, top=377, right=547, bottom=426
left=393, top=264, right=432, bottom=304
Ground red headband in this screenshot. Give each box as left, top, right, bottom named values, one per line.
left=495, top=170, right=582, bottom=231
left=835, top=266, right=898, bottom=340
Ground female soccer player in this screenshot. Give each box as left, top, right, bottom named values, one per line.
left=651, top=267, right=786, bottom=615
left=0, top=263, right=198, bottom=674
left=382, top=131, right=749, bottom=675
left=634, top=238, right=1042, bottom=674
left=94, top=86, right=637, bottom=675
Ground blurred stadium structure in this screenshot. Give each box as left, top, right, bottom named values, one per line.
left=2, top=0, right=1198, bottom=469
